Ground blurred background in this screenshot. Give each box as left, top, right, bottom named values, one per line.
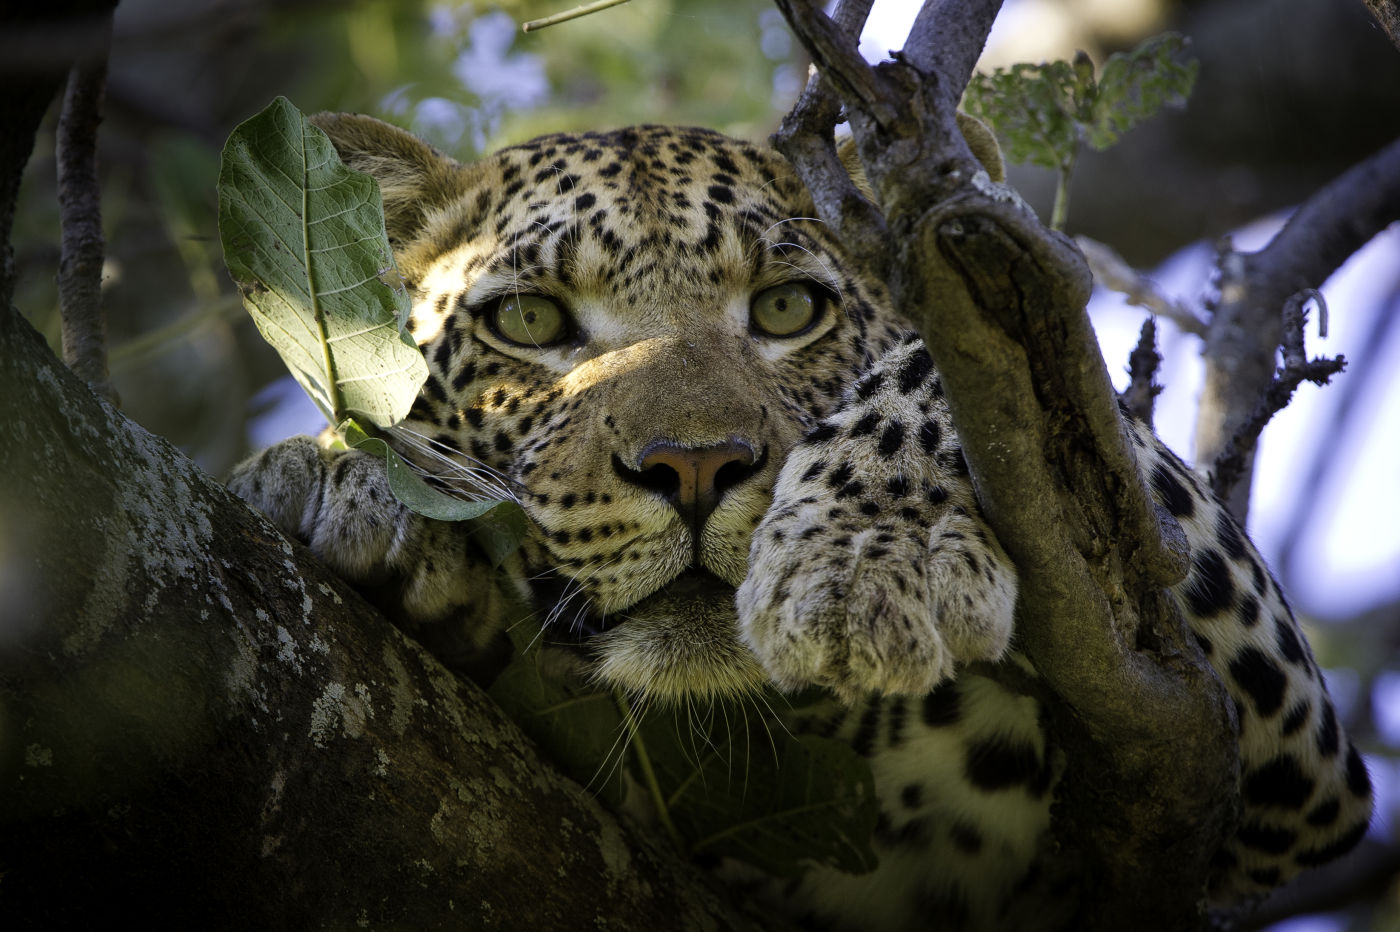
left=11, top=0, right=1400, bottom=925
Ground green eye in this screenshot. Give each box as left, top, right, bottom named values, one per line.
left=751, top=282, right=821, bottom=337
left=492, top=294, right=569, bottom=347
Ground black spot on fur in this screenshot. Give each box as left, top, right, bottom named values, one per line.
left=850, top=412, right=881, bottom=437
left=1185, top=548, right=1235, bottom=617
left=950, top=821, right=983, bottom=855
left=1345, top=743, right=1372, bottom=797
left=1305, top=798, right=1340, bottom=827
left=1216, top=509, right=1247, bottom=560
left=1247, top=868, right=1281, bottom=887
left=1235, top=821, right=1297, bottom=855
left=918, top=420, right=942, bottom=455
left=1281, top=701, right=1310, bottom=736
left=1229, top=647, right=1287, bottom=717
left=1294, top=820, right=1368, bottom=867
left=900, top=782, right=922, bottom=809
left=827, top=463, right=854, bottom=489
left=886, top=697, right=907, bottom=748
left=922, top=683, right=959, bottom=726
left=1150, top=463, right=1195, bottom=519
left=1274, top=615, right=1307, bottom=666
left=897, top=348, right=934, bottom=393
left=1244, top=754, right=1315, bottom=809
left=1316, top=703, right=1339, bottom=758
left=965, top=736, right=1041, bottom=791
left=851, top=702, right=881, bottom=757
left=878, top=422, right=905, bottom=457
left=805, top=423, right=838, bottom=443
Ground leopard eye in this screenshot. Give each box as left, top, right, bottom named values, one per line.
left=492, top=294, right=569, bottom=347
left=751, top=282, right=821, bottom=337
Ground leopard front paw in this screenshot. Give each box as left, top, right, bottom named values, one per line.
left=737, top=503, right=1017, bottom=702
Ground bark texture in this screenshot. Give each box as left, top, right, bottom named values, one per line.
left=774, top=1, right=1239, bottom=927
left=0, top=305, right=751, bottom=930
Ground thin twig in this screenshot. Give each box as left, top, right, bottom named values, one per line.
left=1121, top=317, right=1162, bottom=426
left=1209, top=290, right=1346, bottom=500
left=1076, top=235, right=1207, bottom=335
left=56, top=9, right=115, bottom=402
left=770, top=0, right=889, bottom=278
left=1195, top=135, right=1400, bottom=519
left=522, top=0, right=630, bottom=33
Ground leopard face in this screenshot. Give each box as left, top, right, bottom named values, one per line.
left=331, top=118, right=907, bottom=700
left=229, top=115, right=1372, bottom=925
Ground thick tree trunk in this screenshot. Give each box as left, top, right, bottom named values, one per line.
left=0, top=304, right=751, bottom=929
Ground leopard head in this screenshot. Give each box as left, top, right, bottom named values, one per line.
left=313, top=114, right=906, bottom=701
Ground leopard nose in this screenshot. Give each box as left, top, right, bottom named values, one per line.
left=613, top=439, right=767, bottom=540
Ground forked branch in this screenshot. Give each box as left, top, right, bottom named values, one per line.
left=773, top=1, right=1236, bottom=926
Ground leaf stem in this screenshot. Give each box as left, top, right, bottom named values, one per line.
left=301, top=122, right=343, bottom=422
left=1051, top=149, right=1075, bottom=232
left=522, top=0, right=630, bottom=32
left=614, top=691, right=684, bottom=852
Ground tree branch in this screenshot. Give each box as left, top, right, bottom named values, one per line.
left=1076, top=234, right=1207, bottom=336
left=1209, top=291, right=1346, bottom=499
left=56, top=7, right=116, bottom=400
left=1198, top=134, right=1400, bottom=517
left=903, top=0, right=1002, bottom=106
left=1364, top=0, right=1400, bottom=52
left=0, top=301, right=756, bottom=929
left=1122, top=316, right=1163, bottom=425
left=775, top=2, right=1238, bottom=927
left=771, top=0, right=889, bottom=279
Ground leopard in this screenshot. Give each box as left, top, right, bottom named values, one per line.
left=228, top=112, right=1373, bottom=931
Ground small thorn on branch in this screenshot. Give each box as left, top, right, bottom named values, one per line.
left=1209, top=289, right=1346, bottom=499
left=1121, top=317, right=1163, bottom=426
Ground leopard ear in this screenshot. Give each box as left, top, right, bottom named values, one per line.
left=308, top=112, right=467, bottom=246
left=835, top=112, right=1005, bottom=194
left=955, top=111, right=1004, bottom=183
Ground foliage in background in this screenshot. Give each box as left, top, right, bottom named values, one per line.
left=962, top=33, right=1197, bottom=230
left=12, top=0, right=798, bottom=478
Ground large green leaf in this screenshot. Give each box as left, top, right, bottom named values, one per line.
left=641, top=710, right=879, bottom=877
left=218, top=96, right=427, bottom=429
left=489, top=651, right=879, bottom=878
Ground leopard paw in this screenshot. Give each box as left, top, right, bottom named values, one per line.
left=738, top=501, right=1016, bottom=702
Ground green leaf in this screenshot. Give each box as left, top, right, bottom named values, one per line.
left=490, top=651, right=880, bottom=878
left=962, top=60, right=1085, bottom=171
left=1087, top=34, right=1198, bottom=151
left=217, top=96, right=427, bottom=429
left=340, top=419, right=529, bottom=567
left=644, top=713, right=879, bottom=877
left=960, top=33, right=1197, bottom=166
left=488, top=654, right=629, bottom=805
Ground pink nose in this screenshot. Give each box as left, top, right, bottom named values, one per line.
left=614, top=439, right=764, bottom=549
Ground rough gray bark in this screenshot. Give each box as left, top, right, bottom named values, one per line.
left=774, top=1, right=1236, bottom=927
left=0, top=303, right=753, bottom=929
